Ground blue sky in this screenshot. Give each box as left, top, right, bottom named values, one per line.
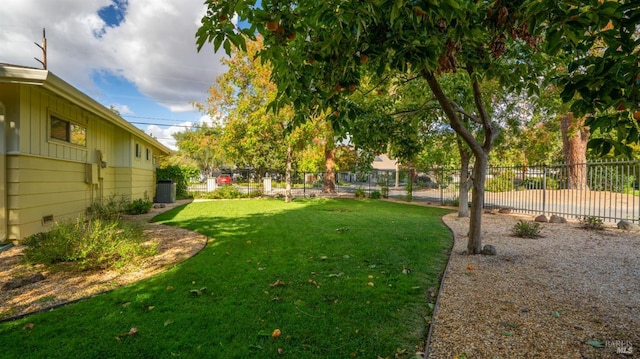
left=0, top=0, right=229, bottom=149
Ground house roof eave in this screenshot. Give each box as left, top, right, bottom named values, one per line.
left=0, top=64, right=172, bottom=155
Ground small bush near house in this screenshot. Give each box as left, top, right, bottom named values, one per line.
left=512, top=220, right=541, bottom=238
left=124, top=196, right=154, bottom=215
left=23, top=216, right=155, bottom=271
left=369, top=190, right=381, bottom=199
left=355, top=187, right=366, bottom=198
left=87, top=195, right=129, bottom=221
left=580, top=216, right=604, bottom=230
left=88, top=194, right=153, bottom=218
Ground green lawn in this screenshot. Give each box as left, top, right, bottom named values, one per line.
left=0, top=199, right=452, bottom=358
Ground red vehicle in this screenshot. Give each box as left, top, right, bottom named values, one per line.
left=217, top=174, right=233, bottom=186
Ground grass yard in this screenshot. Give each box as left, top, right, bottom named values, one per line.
left=0, top=199, right=452, bottom=358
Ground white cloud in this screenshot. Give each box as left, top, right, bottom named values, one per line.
left=0, top=0, right=226, bottom=116
left=112, top=104, right=134, bottom=115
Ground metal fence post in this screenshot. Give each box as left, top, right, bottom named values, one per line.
left=542, top=164, right=547, bottom=215
left=440, top=166, right=444, bottom=205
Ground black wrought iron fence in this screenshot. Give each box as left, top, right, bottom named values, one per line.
left=484, top=160, right=640, bottom=223
left=186, top=159, right=640, bottom=223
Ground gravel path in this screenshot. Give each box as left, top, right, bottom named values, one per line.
left=427, top=212, right=639, bottom=358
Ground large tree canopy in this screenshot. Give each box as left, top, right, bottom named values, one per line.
left=528, top=0, right=640, bottom=156
left=197, top=0, right=639, bottom=254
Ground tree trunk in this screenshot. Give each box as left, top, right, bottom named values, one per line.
left=323, top=147, right=336, bottom=193
left=457, top=136, right=472, bottom=217
left=560, top=112, right=589, bottom=190
left=423, top=69, right=498, bottom=255
left=468, top=152, right=488, bottom=254
left=285, top=145, right=293, bottom=203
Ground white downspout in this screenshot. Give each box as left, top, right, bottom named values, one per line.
left=0, top=102, right=7, bottom=243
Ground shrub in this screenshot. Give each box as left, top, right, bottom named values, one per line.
left=211, top=185, right=244, bottom=199
left=355, top=187, right=366, bottom=198
left=443, top=197, right=460, bottom=207
left=485, top=175, right=514, bottom=192
left=87, top=195, right=129, bottom=221
left=88, top=194, right=153, bottom=219
left=523, top=177, right=559, bottom=190
left=580, top=216, right=604, bottom=230
left=23, top=216, right=155, bottom=271
left=512, top=220, right=541, bottom=238
left=369, top=190, right=381, bottom=199
left=124, top=194, right=153, bottom=215
left=247, top=189, right=264, bottom=198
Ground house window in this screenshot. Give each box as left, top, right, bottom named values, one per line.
left=135, top=143, right=142, bottom=158
left=146, top=148, right=151, bottom=161
left=50, top=115, right=86, bottom=146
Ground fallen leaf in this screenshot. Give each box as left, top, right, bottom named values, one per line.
left=367, top=282, right=374, bottom=286
left=586, top=340, right=604, bottom=348
left=116, top=327, right=139, bottom=340
left=504, top=257, right=511, bottom=262
left=278, top=348, right=283, bottom=354
left=272, top=328, right=281, bottom=338
left=164, top=319, right=174, bottom=327
left=368, top=275, right=374, bottom=279
left=246, top=240, right=252, bottom=244
left=272, top=296, right=283, bottom=301
left=122, top=302, right=131, bottom=307
left=23, top=323, right=34, bottom=330
left=270, top=280, right=285, bottom=287
left=148, top=306, right=155, bottom=311
left=165, top=286, right=174, bottom=291
left=466, top=265, right=474, bottom=270
left=307, top=279, right=319, bottom=288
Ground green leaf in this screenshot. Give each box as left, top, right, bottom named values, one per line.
left=586, top=340, right=604, bottom=348
left=552, top=311, right=560, bottom=318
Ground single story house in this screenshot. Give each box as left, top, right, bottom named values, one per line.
left=0, top=64, right=171, bottom=244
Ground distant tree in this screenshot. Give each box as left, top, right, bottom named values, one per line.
left=173, top=123, right=226, bottom=177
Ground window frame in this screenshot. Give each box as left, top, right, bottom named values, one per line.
left=135, top=143, right=142, bottom=159
left=49, top=113, right=87, bottom=147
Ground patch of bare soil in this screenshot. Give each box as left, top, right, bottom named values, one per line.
left=0, top=200, right=207, bottom=321
left=427, top=212, right=640, bottom=358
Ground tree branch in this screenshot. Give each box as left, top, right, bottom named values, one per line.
left=422, top=70, right=484, bottom=156
left=467, top=65, right=499, bottom=151
left=450, top=101, right=482, bottom=124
